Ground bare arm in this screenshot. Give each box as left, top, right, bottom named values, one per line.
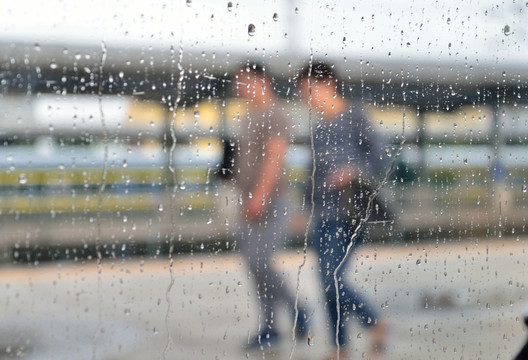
left=245, top=136, right=289, bottom=220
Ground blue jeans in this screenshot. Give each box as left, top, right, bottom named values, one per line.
left=312, top=210, right=378, bottom=347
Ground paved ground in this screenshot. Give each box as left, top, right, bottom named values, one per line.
left=1, top=236, right=528, bottom=360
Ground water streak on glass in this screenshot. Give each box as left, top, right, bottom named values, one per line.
left=163, top=35, right=185, bottom=360
left=92, top=39, right=108, bottom=360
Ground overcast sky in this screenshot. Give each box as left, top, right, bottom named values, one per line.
left=1, top=0, right=527, bottom=72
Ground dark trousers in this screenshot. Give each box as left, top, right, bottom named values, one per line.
left=313, top=211, right=378, bottom=347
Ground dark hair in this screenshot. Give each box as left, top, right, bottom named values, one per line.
left=300, top=61, right=336, bottom=81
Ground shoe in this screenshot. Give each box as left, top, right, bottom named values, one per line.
left=245, top=330, right=280, bottom=351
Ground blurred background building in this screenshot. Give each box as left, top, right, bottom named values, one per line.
left=1, top=0, right=528, bottom=261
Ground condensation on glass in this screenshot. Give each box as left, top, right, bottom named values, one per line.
left=0, top=1, right=527, bottom=360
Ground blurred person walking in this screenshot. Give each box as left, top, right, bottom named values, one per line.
left=299, top=61, right=390, bottom=359
left=231, top=62, right=309, bottom=351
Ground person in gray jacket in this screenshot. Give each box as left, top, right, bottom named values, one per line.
left=231, top=62, right=308, bottom=351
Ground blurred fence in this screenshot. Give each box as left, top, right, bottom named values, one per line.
left=1, top=91, right=527, bottom=259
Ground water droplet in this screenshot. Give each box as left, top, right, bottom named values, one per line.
left=124, top=308, right=131, bottom=316
left=179, top=181, right=186, bottom=190
left=523, top=184, right=527, bottom=193
left=193, top=110, right=200, bottom=118
left=463, top=158, right=468, bottom=165
left=272, top=13, right=279, bottom=21
left=248, top=24, right=256, bottom=36
left=186, top=0, right=192, bottom=6
left=50, top=62, right=58, bottom=70
left=206, top=218, right=213, bottom=225
left=295, top=7, right=299, bottom=14
left=119, top=71, right=124, bottom=78
left=200, top=243, right=204, bottom=250
left=416, top=259, right=422, bottom=265
left=446, top=17, right=451, bottom=25
left=227, top=1, right=233, bottom=11
left=6, top=153, right=13, bottom=161
left=504, top=25, right=511, bottom=36
left=158, top=204, right=164, bottom=212
left=34, top=43, right=41, bottom=52
left=122, top=159, right=127, bottom=168
left=18, top=173, right=27, bottom=185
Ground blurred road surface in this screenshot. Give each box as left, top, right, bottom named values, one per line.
left=1, top=236, right=527, bottom=360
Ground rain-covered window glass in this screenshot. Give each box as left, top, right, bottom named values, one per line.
left=1, top=1, right=528, bottom=359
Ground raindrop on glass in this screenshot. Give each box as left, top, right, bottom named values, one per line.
left=227, top=1, right=233, bottom=11
left=18, top=173, right=27, bottom=185
left=503, top=25, right=511, bottom=36
left=248, top=24, right=256, bottom=36
left=273, top=13, right=279, bottom=21
left=186, top=0, right=192, bottom=7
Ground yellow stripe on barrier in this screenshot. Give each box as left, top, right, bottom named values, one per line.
left=0, top=194, right=156, bottom=214
left=0, top=168, right=167, bottom=186
left=0, top=191, right=217, bottom=215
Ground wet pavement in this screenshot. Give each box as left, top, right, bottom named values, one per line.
left=1, top=236, right=527, bottom=360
